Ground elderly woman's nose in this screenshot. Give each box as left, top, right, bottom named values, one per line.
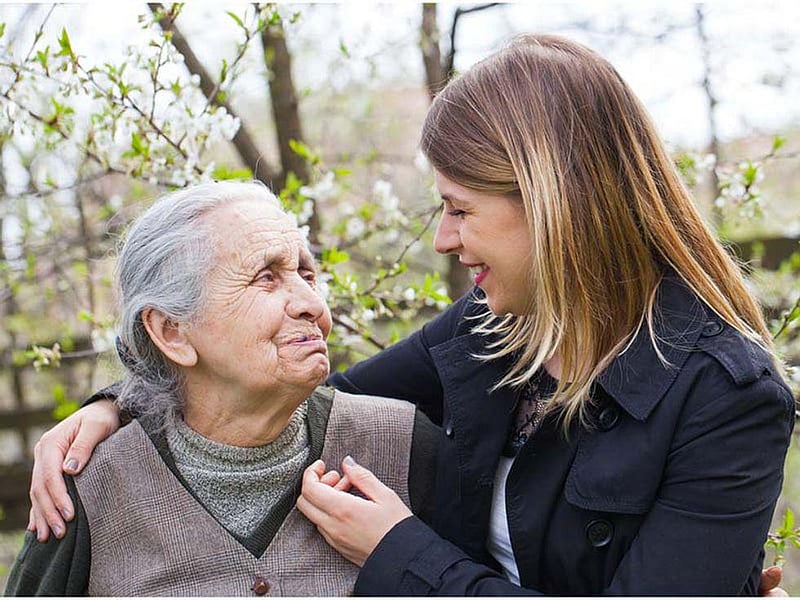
left=287, top=276, right=327, bottom=320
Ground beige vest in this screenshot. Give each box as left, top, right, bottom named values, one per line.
left=74, top=390, right=415, bottom=596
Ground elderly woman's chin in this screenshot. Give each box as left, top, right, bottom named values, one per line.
left=276, top=342, right=331, bottom=390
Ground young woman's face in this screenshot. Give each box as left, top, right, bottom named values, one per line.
left=433, top=171, right=533, bottom=315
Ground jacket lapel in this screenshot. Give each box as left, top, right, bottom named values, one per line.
left=430, top=331, right=517, bottom=561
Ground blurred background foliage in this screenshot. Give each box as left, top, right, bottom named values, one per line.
left=1, top=1, right=799, bottom=590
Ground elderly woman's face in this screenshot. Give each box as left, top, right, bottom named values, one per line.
left=185, top=198, right=332, bottom=399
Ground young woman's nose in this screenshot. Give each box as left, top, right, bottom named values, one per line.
left=433, top=212, right=461, bottom=255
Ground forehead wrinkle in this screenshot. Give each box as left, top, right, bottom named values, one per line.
left=199, top=201, right=302, bottom=287
left=245, top=230, right=308, bottom=272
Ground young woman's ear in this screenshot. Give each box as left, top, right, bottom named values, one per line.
left=141, top=308, right=198, bottom=367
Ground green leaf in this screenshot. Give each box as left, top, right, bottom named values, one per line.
left=0, top=23, right=6, bottom=38
left=25, top=253, right=36, bottom=279
left=72, top=261, right=89, bottom=278
left=333, top=167, right=352, bottom=178
left=772, top=135, right=787, bottom=153
left=784, top=507, right=795, bottom=530
left=52, top=383, right=66, bottom=404
left=53, top=398, right=79, bottom=421
left=56, top=28, right=74, bottom=60
left=741, top=162, right=759, bottom=186
left=225, top=11, right=245, bottom=30
left=212, top=165, right=252, bottom=181
left=126, top=132, right=149, bottom=158
left=322, top=247, right=350, bottom=266
left=288, top=139, right=320, bottom=164
left=35, top=46, right=50, bottom=70
left=339, top=40, right=350, bottom=58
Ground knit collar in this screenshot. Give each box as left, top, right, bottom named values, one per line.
left=166, top=401, right=309, bottom=470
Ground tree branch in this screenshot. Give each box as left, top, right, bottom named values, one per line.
left=148, top=3, right=281, bottom=186
left=444, top=3, right=501, bottom=77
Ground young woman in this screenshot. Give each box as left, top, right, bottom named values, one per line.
left=26, top=35, right=794, bottom=595
left=297, top=34, right=795, bottom=595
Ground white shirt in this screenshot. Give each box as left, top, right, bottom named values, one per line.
left=486, top=455, right=520, bottom=584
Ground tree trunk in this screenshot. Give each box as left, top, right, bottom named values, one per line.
left=694, top=5, right=722, bottom=230
left=421, top=4, right=446, bottom=101
left=419, top=4, right=473, bottom=299
left=260, top=18, right=321, bottom=244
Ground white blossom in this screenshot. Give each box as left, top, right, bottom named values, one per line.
left=413, top=149, right=430, bottom=173
left=91, top=328, right=116, bottom=353
left=346, top=217, right=365, bottom=238
left=300, top=171, right=337, bottom=202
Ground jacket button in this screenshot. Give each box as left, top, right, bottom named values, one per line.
left=701, top=321, right=723, bottom=336
left=445, top=422, right=455, bottom=438
left=597, top=406, right=620, bottom=431
left=252, top=575, right=270, bottom=596
left=585, top=519, right=614, bottom=547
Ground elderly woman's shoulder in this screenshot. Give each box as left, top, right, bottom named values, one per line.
left=75, top=419, right=152, bottom=479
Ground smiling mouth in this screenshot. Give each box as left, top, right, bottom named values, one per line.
left=466, top=264, right=489, bottom=286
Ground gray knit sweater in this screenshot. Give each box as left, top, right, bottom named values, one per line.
left=165, top=402, right=310, bottom=537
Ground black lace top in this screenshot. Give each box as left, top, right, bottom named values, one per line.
left=502, top=368, right=558, bottom=457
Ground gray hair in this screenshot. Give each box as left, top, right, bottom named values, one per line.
left=115, top=181, right=282, bottom=425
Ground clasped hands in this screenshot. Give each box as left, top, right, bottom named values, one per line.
left=296, top=456, right=412, bottom=567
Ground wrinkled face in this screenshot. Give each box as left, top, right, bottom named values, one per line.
left=185, top=198, right=332, bottom=400
left=433, top=171, right=533, bottom=315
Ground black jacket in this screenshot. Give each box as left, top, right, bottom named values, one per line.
left=330, top=277, right=795, bottom=595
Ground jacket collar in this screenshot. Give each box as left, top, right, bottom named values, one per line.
left=596, top=275, right=710, bottom=421
left=435, top=276, right=712, bottom=427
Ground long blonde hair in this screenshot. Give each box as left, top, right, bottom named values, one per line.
left=421, top=34, right=773, bottom=427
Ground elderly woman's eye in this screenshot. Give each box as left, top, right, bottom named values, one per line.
left=301, top=270, right=317, bottom=285
left=255, top=270, right=275, bottom=284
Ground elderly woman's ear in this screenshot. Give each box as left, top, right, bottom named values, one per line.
left=141, top=307, right=198, bottom=367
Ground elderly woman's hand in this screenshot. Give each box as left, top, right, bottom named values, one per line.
left=28, top=400, right=121, bottom=541
left=297, top=457, right=412, bottom=567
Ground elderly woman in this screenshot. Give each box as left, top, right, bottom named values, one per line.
left=5, top=182, right=437, bottom=596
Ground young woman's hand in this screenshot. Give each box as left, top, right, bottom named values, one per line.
left=759, top=566, right=788, bottom=597
left=28, top=400, right=121, bottom=541
left=296, top=457, right=412, bottom=567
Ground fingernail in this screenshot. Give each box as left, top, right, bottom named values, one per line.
left=65, top=458, right=79, bottom=472
left=343, top=455, right=357, bottom=467
left=59, top=506, right=73, bottom=520
left=52, top=524, right=64, bottom=538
